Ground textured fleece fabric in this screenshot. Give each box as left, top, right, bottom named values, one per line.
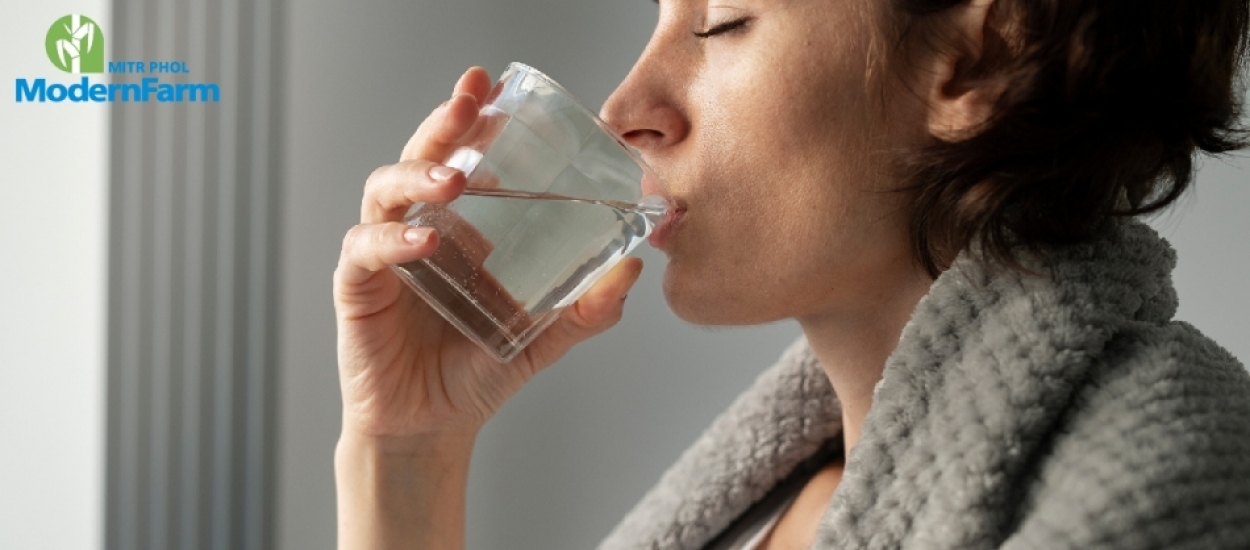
left=598, top=220, right=1250, bottom=550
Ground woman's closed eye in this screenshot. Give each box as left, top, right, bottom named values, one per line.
left=694, top=17, right=751, bottom=38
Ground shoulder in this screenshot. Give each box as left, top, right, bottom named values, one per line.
left=1007, top=321, right=1250, bottom=550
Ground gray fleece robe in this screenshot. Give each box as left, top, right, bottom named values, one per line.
left=598, top=220, right=1250, bottom=550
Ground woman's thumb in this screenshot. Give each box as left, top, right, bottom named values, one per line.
left=519, top=257, right=644, bottom=367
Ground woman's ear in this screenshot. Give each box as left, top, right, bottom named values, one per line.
left=924, top=0, right=1009, bottom=141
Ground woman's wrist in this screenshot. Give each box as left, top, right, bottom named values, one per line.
left=336, top=425, right=478, bottom=459
left=335, top=429, right=476, bottom=550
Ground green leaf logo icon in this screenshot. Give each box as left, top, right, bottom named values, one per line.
left=45, top=14, right=105, bottom=74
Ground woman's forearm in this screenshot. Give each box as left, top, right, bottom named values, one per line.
left=335, top=431, right=476, bottom=550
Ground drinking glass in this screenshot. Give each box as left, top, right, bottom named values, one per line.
left=392, top=62, right=671, bottom=362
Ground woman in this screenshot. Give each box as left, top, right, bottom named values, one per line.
left=333, top=0, right=1250, bottom=548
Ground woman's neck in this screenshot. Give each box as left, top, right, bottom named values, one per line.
left=797, top=269, right=933, bottom=454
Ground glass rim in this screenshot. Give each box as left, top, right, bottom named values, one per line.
left=504, top=62, right=670, bottom=200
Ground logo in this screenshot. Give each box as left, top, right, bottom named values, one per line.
left=46, top=14, right=105, bottom=73
left=17, top=14, right=220, bottom=104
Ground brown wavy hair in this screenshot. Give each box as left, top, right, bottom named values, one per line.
left=883, top=0, right=1250, bottom=276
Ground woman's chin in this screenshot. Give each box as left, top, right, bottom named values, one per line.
left=661, top=266, right=786, bottom=326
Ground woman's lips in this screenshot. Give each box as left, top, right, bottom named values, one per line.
left=640, top=172, right=682, bottom=248
left=648, top=203, right=685, bottom=249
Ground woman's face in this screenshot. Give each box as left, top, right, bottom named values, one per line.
left=601, top=0, right=930, bottom=325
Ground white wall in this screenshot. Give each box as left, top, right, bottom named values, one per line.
left=0, top=3, right=107, bottom=550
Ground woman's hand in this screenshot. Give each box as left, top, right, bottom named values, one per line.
left=333, top=67, right=643, bottom=550
left=333, top=66, right=644, bottom=445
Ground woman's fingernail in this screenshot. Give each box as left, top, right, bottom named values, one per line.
left=404, top=227, right=433, bottom=245
left=428, top=165, right=458, bottom=182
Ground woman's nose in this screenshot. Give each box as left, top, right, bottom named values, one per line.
left=599, top=56, right=689, bottom=153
